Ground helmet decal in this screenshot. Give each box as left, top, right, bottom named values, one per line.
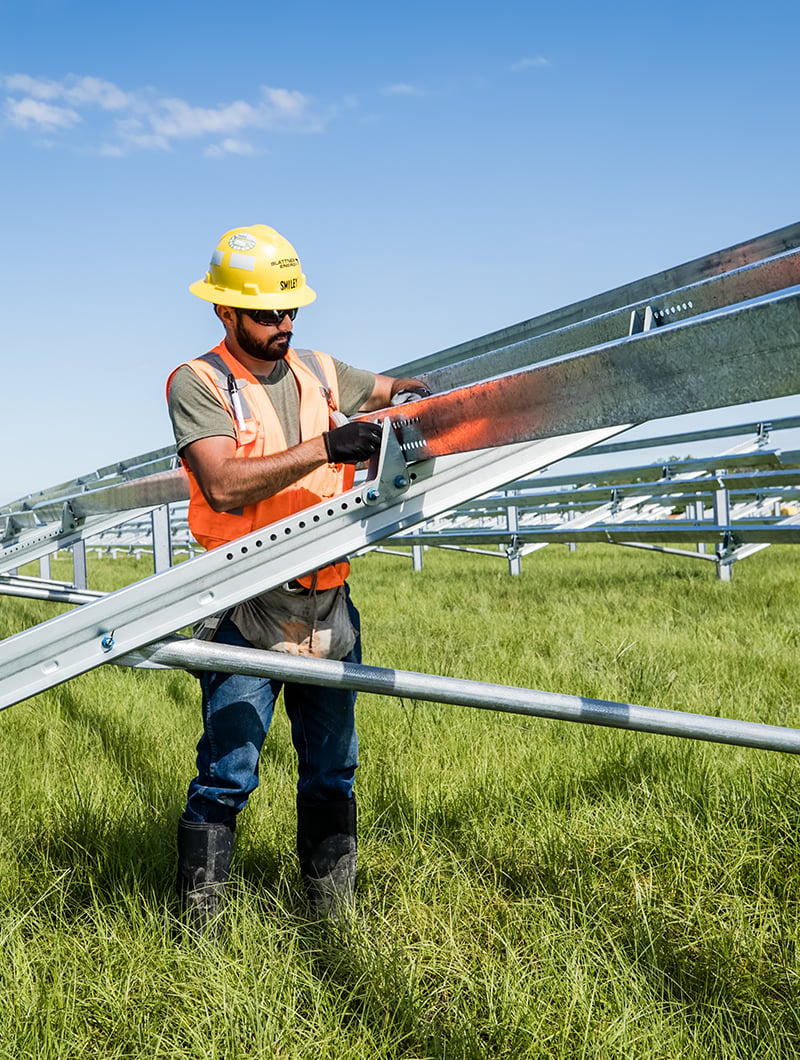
left=228, top=232, right=257, bottom=251
left=229, top=252, right=257, bottom=272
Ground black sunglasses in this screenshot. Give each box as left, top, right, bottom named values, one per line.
left=240, top=307, right=299, bottom=326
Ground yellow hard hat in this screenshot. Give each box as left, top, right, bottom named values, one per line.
left=190, top=224, right=316, bottom=309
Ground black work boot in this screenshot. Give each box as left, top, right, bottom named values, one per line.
left=176, top=817, right=235, bottom=938
left=296, top=796, right=357, bottom=920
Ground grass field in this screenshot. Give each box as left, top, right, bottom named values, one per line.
left=0, top=544, right=798, bottom=1059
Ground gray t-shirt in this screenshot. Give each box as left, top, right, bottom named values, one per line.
left=168, top=351, right=376, bottom=453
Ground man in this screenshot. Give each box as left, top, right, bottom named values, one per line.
left=167, top=224, right=428, bottom=933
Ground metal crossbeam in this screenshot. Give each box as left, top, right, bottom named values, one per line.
left=583, top=413, right=800, bottom=460
left=372, top=288, right=800, bottom=461
left=397, top=521, right=800, bottom=548
left=0, top=506, right=166, bottom=574
left=0, top=428, right=623, bottom=710
left=0, top=446, right=177, bottom=515
left=414, top=248, right=800, bottom=394
left=0, top=577, right=104, bottom=605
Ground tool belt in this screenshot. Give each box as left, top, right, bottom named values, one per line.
left=231, top=583, right=357, bottom=660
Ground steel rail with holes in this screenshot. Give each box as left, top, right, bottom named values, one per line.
left=0, top=427, right=625, bottom=710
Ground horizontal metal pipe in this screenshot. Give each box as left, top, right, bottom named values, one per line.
left=122, top=637, right=800, bottom=755
left=610, top=542, right=718, bottom=562
left=0, top=582, right=105, bottom=605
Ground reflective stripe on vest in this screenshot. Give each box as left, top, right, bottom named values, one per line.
left=165, top=342, right=354, bottom=588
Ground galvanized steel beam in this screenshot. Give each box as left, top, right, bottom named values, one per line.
left=0, top=427, right=622, bottom=710
left=368, top=289, right=800, bottom=461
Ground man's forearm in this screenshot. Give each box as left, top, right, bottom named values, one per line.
left=188, top=436, right=329, bottom=512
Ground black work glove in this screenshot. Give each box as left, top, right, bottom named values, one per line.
left=323, top=420, right=384, bottom=463
left=390, top=385, right=432, bottom=406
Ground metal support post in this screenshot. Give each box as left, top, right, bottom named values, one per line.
left=412, top=544, right=424, bottom=572
left=713, top=486, right=730, bottom=525
left=151, top=505, right=173, bottom=573
left=506, top=498, right=521, bottom=576
left=72, top=540, right=88, bottom=590
left=713, top=487, right=733, bottom=581
left=692, top=501, right=707, bottom=554
left=566, top=510, right=578, bottom=552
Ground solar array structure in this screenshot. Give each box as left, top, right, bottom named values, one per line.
left=4, top=221, right=800, bottom=590
left=1, top=222, right=799, bottom=752
left=382, top=412, right=800, bottom=582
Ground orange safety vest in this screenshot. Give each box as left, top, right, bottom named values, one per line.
left=166, top=341, right=354, bottom=589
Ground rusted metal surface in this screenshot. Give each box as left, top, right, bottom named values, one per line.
left=367, top=289, right=800, bottom=461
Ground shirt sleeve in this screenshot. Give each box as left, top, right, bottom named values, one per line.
left=167, top=365, right=235, bottom=454
left=332, top=358, right=378, bottom=417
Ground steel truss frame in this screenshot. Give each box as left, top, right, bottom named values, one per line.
left=1, top=223, right=799, bottom=755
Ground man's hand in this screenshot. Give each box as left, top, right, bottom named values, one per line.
left=359, top=375, right=431, bottom=412
left=390, top=385, right=432, bottom=406
left=324, top=421, right=384, bottom=463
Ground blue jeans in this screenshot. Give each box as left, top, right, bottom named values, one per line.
left=183, top=591, right=360, bottom=825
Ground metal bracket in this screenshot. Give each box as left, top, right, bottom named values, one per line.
left=505, top=534, right=521, bottom=561
left=61, top=500, right=79, bottom=533
left=715, top=528, right=741, bottom=561
left=359, top=421, right=412, bottom=506
left=628, top=305, right=657, bottom=335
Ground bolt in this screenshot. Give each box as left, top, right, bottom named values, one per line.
left=101, top=634, right=115, bottom=652
left=393, top=475, right=408, bottom=489
left=366, top=488, right=380, bottom=502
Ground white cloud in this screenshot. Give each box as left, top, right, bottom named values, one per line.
left=112, top=117, right=171, bottom=152
left=2, top=73, right=328, bottom=154
left=5, top=73, right=131, bottom=109
left=204, top=138, right=258, bottom=158
left=63, top=76, right=132, bottom=110
left=381, top=83, right=426, bottom=97
left=146, top=89, right=315, bottom=139
left=6, top=96, right=81, bottom=129
left=510, top=56, right=551, bottom=72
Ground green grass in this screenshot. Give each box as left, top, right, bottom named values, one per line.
left=1, top=545, right=799, bottom=1058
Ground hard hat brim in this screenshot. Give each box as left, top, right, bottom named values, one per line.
left=189, top=278, right=317, bottom=310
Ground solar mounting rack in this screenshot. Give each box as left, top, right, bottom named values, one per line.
left=1, top=223, right=799, bottom=753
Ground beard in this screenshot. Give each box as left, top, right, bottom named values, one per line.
left=234, top=314, right=292, bottom=361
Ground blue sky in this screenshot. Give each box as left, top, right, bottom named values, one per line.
left=2, top=0, right=799, bottom=504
